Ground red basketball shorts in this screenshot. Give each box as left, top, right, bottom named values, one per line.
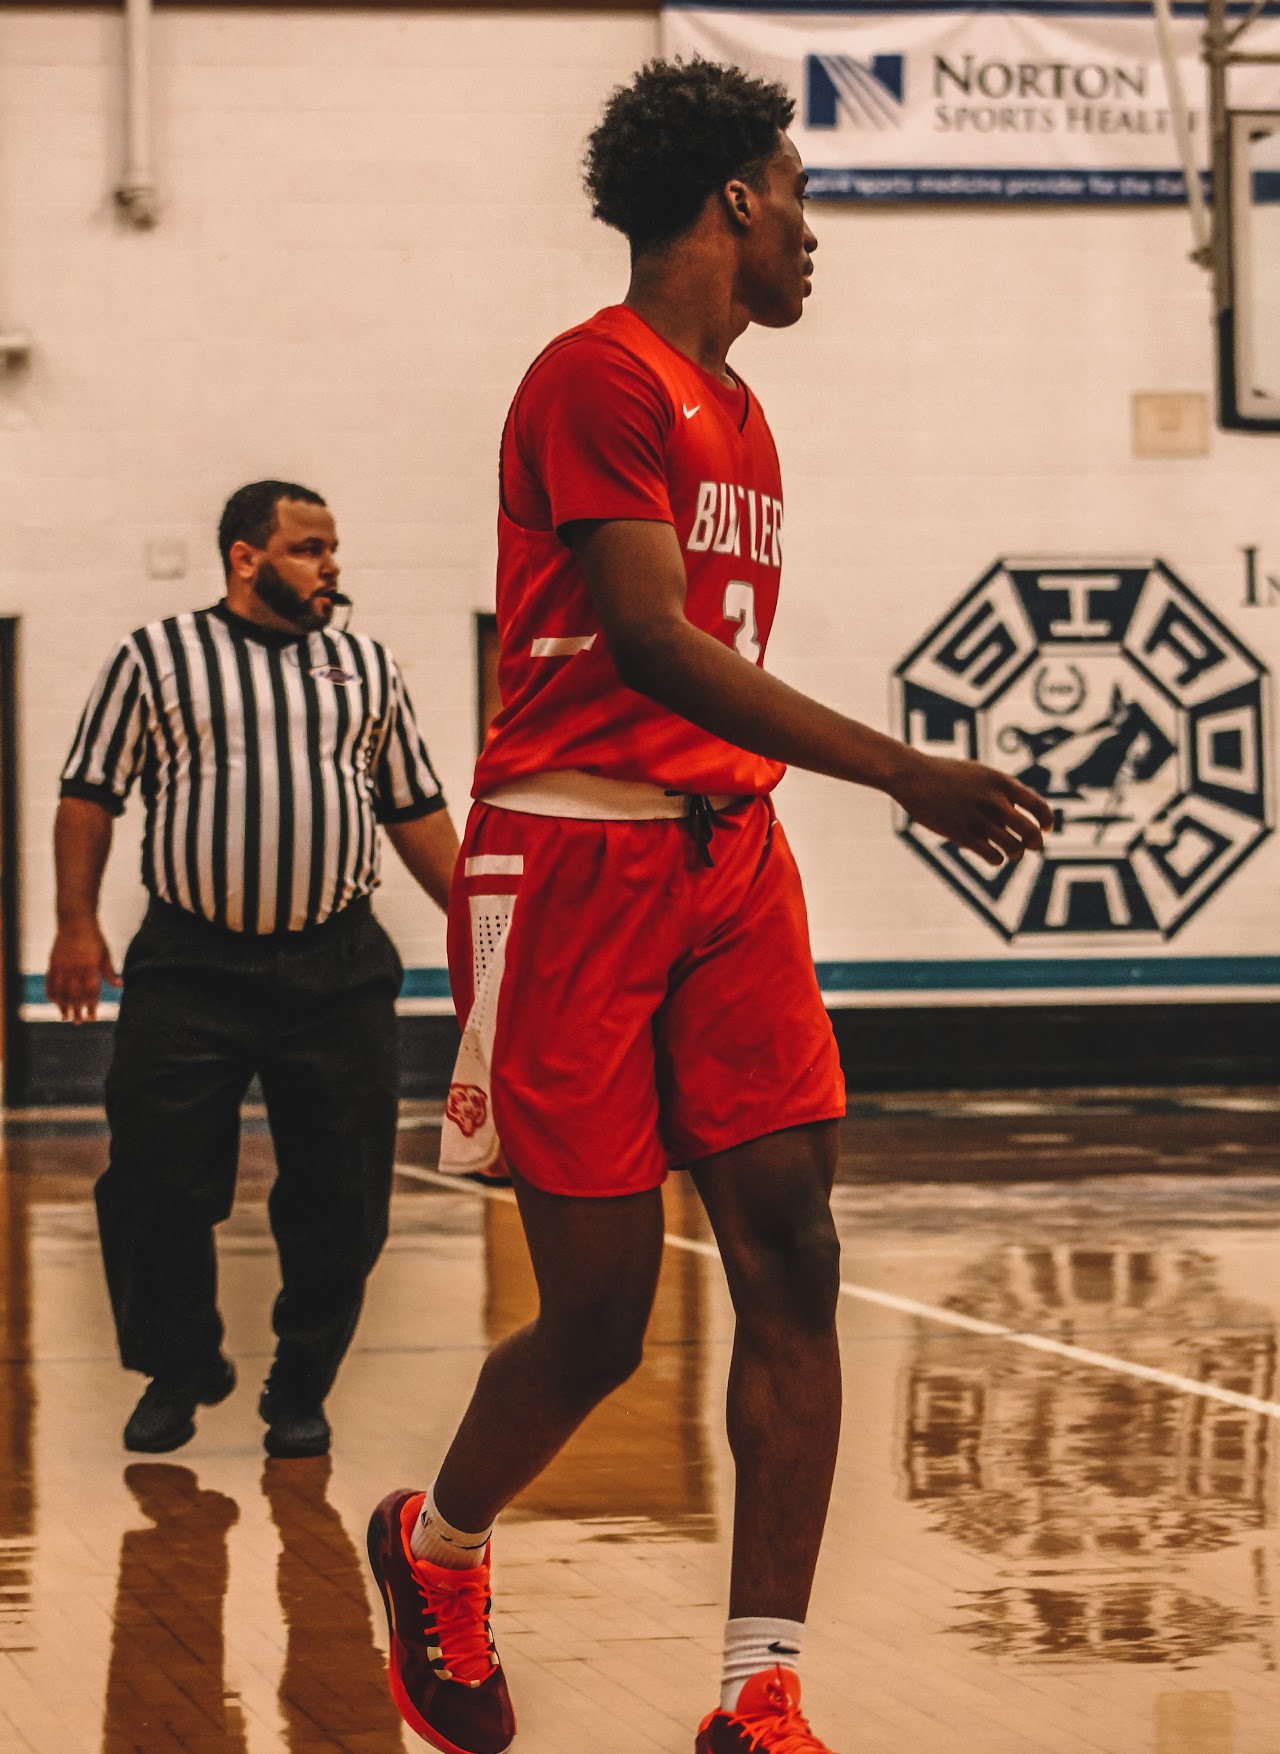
left=439, top=795, right=845, bottom=1198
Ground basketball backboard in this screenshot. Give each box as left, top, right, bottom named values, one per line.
left=1220, top=108, right=1280, bottom=428
left=1203, top=1, right=1280, bottom=432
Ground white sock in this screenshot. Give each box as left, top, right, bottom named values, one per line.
left=720, top=1616, right=804, bottom=1713
left=408, top=1482, right=492, bottom=1570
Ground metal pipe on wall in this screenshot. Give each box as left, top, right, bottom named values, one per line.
left=1206, top=0, right=1232, bottom=317
left=1151, top=0, right=1212, bottom=265
left=115, top=0, right=158, bottom=228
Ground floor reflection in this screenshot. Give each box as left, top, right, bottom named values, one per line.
left=1155, top=1689, right=1233, bottom=1752
left=262, top=1456, right=404, bottom=1753
left=103, top=1465, right=247, bottom=1753
left=903, top=1241, right=1278, bottom=1665
left=0, top=1158, right=35, bottom=1654
left=102, top=1460, right=402, bottom=1754
left=14, top=1098, right=1280, bottom=1753
left=484, top=1178, right=717, bottom=1540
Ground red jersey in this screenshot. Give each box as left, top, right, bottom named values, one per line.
left=474, top=305, right=787, bottom=799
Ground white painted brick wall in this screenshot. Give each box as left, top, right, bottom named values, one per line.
left=1, top=7, right=1276, bottom=990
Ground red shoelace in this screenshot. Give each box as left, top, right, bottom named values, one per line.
left=415, top=1564, right=496, bottom=1685
left=734, top=1671, right=833, bottom=1754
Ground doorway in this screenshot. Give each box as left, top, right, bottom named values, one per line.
left=475, top=611, right=500, bottom=752
left=0, top=621, right=20, bottom=1101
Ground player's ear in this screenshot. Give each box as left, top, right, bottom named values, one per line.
left=721, top=178, right=753, bottom=231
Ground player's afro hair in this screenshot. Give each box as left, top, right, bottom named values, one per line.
left=584, top=59, right=795, bottom=255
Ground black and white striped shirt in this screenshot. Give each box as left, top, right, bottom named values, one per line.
left=60, top=603, right=446, bottom=934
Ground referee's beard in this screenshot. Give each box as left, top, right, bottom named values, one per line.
left=253, top=561, right=338, bottom=633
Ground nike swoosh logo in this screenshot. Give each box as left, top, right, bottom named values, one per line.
left=683, top=403, right=700, bottom=419
left=767, top=1641, right=800, bottom=1656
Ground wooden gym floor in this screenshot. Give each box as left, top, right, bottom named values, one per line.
left=2, top=1089, right=1280, bottom=1753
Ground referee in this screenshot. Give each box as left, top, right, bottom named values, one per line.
left=47, top=480, right=460, bottom=1458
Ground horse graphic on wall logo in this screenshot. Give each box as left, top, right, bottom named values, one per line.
left=895, top=558, right=1271, bottom=940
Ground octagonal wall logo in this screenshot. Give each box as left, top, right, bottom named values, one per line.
left=895, top=558, right=1272, bottom=941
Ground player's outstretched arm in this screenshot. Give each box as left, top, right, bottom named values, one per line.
left=567, top=517, right=1052, bottom=869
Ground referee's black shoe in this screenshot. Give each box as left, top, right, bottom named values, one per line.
left=259, top=1385, right=331, bottom=1458
left=123, top=1357, right=237, bottom=1453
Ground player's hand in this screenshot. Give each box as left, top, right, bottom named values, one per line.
left=46, top=920, right=121, bottom=1024
left=892, top=752, right=1053, bottom=867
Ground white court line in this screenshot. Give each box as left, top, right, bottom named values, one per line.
left=394, top=1163, right=1280, bottom=1424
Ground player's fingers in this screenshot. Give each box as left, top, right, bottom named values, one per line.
left=955, top=829, right=1005, bottom=867
left=980, top=790, right=1045, bottom=854
left=1005, top=805, right=1045, bottom=854
left=985, top=825, right=1028, bottom=863
left=1009, top=778, right=1054, bottom=830
left=973, top=798, right=1034, bottom=853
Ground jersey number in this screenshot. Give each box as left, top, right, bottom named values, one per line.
left=723, top=581, right=761, bottom=664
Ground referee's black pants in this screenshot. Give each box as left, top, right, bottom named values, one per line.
left=95, top=896, right=402, bottom=1406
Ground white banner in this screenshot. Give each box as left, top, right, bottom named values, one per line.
left=661, top=2, right=1280, bottom=203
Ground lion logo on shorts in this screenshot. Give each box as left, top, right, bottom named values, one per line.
left=446, top=1083, right=488, bottom=1138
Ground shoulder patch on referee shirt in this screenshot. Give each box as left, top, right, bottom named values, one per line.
left=310, top=664, right=360, bottom=685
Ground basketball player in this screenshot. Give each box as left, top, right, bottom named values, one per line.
left=367, top=60, right=1052, bottom=1754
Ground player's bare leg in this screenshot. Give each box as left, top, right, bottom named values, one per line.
left=366, top=1175, right=667, bottom=1754
left=692, top=1119, right=841, bottom=1616
left=690, top=1119, right=843, bottom=1751
left=433, top=1174, right=667, bottom=1525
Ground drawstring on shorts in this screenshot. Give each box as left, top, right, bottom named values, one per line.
left=667, top=791, right=722, bottom=867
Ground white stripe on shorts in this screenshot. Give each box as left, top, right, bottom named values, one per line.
left=464, top=853, right=525, bottom=877
left=530, top=635, right=597, bottom=658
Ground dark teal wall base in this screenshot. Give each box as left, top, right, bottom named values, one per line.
left=826, top=1003, right=1278, bottom=1092
left=14, top=1015, right=463, bottom=1107
left=24, top=956, right=1280, bottom=1011
left=19, top=1020, right=115, bottom=1107
left=13, top=1003, right=1278, bottom=1107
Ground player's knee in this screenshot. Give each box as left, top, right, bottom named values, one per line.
left=790, top=1220, right=842, bottom=1328
left=746, top=1214, right=841, bottom=1334
left=547, top=1306, right=647, bottom=1405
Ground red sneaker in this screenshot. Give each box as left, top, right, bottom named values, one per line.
left=696, top=1666, right=837, bottom=1753
left=366, top=1490, right=515, bottom=1754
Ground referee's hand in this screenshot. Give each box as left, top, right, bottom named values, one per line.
left=46, top=921, right=122, bottom=1025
